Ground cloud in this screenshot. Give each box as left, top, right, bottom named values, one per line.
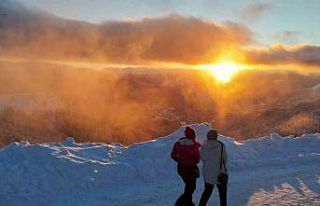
left=273, top=30, right=299, bottom=44
left=0, top=0, right=24, bottom=11
left=2, top=2, right=320, bottom=69
left=240, top=2, right=272, bottom=22
left=274, top=31, right=298, bottom=39
left=246, top=45, right=320, bottom=66
left=0, top=2, right=252, bottom=65
left=99, top=15, right=251, bottom=64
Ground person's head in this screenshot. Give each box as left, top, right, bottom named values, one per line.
left=184, top=126, right=196, bottom=140
left=207, top=129, right=218, bottom=140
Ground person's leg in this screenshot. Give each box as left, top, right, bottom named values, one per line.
left=175, top=194, right=185, bottom=206
left=174, top=178, right=186, bottom=206
left=184, top=177, right=196, bottom=205
left=175, top=164, right=186, bottom=206
left=199, top=183, right=214, bottom=206
left=217, top=183, right=227, bottom=206
left=175, top=176, right=196, bottom=205
left=175, top=164, right=197, bottom=205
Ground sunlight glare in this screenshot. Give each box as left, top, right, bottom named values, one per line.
left=204, top=63, right=241, bottom=83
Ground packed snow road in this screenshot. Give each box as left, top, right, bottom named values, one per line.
left=0, top=123, right=319, bottom=206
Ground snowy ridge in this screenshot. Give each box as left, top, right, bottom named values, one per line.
left=0, top=123, right=319, bottom=206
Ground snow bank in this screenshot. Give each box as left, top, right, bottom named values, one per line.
left=0, top=123, right=319, bottom=206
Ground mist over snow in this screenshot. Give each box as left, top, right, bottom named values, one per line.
left=0, top=123, right=319, bottom=206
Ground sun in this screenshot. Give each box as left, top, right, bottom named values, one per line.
left=201, top=63, right=242, bottom=83
left=210, top=63, right=239, bottom=82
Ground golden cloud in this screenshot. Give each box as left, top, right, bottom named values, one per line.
left=1, top=2, right=319, bottom=68
left=0, top=5, right=252, bottom=65
left=99, top=15, right=251, bottom=64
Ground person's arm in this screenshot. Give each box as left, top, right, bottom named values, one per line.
left=171, top=142, right=180, bottom=162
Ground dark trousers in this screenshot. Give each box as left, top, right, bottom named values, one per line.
left=175, top=164, right=198, bottom=206
left=199, top=182, right=227, bottom=206
left=175, top=176, right=196, bottom=206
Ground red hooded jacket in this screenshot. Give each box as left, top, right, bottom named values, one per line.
left=171, top=127, right=200, bottom=166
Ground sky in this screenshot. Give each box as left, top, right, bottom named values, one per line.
left=17, top=0, right=320, bottom=46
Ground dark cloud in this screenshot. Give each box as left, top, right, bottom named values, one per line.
left=273, top=30, right=299, bottom=44
left=0, top=2, right=251, bottom=64
left=240, top=2, right=272, bottom=22
left=99, top=15, right=251, bottom=64
left=246, top=45, right=320, bottom=66
left=275, top=31, right=298, bottom=39
left=1, top=1, right=320, bottom=69
left=0, top=0, right=24, bottom=11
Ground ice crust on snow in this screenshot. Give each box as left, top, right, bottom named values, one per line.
left=0, top=123, right=319, bottom=206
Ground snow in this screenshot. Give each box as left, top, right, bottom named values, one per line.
left=0, top=123, right=319, bottom=206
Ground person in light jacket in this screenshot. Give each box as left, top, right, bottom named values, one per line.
left=199, top=129, right=228, bottom=206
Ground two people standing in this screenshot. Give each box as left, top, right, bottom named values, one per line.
left=171, top=127, right=228, bottom=206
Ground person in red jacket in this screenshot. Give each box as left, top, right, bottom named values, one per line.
left=171, top=126, right=201, bottom=206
